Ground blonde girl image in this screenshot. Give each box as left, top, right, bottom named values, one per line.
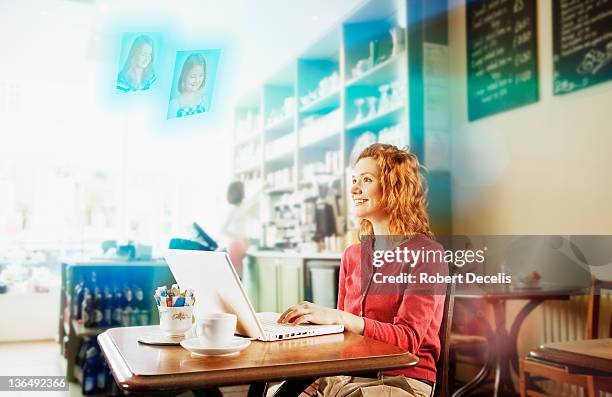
left=116, top=34, right=157, bottom=93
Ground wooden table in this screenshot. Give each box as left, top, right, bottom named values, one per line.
left=529, top=338, right=612, bottom=374
left=98, top=326, right=419, bottom=396
left=452, top=284, right=588, bottom=397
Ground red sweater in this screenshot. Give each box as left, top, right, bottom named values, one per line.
left=337, top=235, right=447, bottom=383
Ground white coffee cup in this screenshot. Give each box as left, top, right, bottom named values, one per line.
left=196, top=313, right=237, bottom=347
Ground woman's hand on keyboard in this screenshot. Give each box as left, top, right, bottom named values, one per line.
left=277, top=301, right=341, bottom=326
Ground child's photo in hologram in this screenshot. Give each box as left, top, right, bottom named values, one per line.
left=116, top=33, right=160, bottom=93
left=167, top=49, right=220, bottom=119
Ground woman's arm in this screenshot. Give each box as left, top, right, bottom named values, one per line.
left=361, top=244, right=447, bottom=353
left=277, top=248, right=365, bottom=333
left=361, top=293, right=444, bottom=353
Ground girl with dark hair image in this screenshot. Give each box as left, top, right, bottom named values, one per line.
left=168, top=53, right=208, bottom=118
left=116, top=35, right=156, bottom=92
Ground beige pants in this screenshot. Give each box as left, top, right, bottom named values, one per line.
left=267, top=376, right=433, bottom=397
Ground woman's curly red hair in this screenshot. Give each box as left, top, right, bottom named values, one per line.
left=356, top=144, right=432, bottom=238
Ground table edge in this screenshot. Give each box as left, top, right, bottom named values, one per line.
left=98, top=330, right=419, bottom=392
left=530, top=346, right=612, bottom=374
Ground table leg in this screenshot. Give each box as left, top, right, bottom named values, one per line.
left=247, top=382, right=269, bottom=397
left=451, top=356, right=494, bottom=397
left=271, top=378, right=317, bottom=397
left=452, top=300, right=495, bottom=397
left=508, top=300, right=543, bottom=374
left=491, top=300, right=514, bottom=396
left=452, top=299, right=515, bottom=397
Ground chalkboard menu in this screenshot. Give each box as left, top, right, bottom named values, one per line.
left=553, top=0, right=612, bottom=95
left=466, top=0, right=538, bottom=121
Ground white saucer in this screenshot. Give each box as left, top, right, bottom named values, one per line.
left=180, top=338, right=251, bottom=356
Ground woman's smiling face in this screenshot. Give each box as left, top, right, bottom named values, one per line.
left=351, top=157, right=385, bottom=221
left=184, top=64, right=205, bottom=93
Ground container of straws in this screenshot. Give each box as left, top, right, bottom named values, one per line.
left=155, top=284, right=196, bottom=337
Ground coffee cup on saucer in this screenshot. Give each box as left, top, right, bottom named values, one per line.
left=196, top=313, right=237, bottom=347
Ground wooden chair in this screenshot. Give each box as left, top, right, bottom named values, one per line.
left=519, top=278, right=612, bottom=397
left=447, top=299, right=489, bottom=395
left=434, top=271, right=457, bottom=397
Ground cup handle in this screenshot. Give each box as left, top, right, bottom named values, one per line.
left=194, top=321, right=210, bottom=339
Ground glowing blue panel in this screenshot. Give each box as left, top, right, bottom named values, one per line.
left=167, top=49, right=221, bottom=119
left=116, top=32, right=163, bottom=93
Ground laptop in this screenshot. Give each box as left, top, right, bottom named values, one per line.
left=163, top=249, right=344, bottom=341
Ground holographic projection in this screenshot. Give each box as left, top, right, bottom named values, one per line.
left=167, top=49, right=221, bottom=119
left=116, top=33, right=161, bottom=93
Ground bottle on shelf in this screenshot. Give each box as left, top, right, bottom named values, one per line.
left=81, top=288, right=93, bottom=327
left=96, top=355, right=107, bottom=392
left=81, top=345, right=99, bottom=395
left=72, top=276, right=85, bottom=321
left=111, top=286, right=123, bottom=326
left=75, top=337, right=91, bottom=372
left=91, top=288, right=104, bottom=328
left=130, top=285, right=141, bottom=326
left=134, top=287, right=149, bottom=326
left=89, top=272, right=98, bottom=292
left=102, top=287, right=113, bottom=327
left=121, top=286, right=133, bottom=327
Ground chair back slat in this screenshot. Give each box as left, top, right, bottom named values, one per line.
left=434, top=265, right=455, bottom=397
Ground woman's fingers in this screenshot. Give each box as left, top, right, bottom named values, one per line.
left=278, top=303, right=299, bottom=323
left=277, top=308, right=291, bottom=323
left=278, top=302, right=312, bottom=323
left=292, top=314, right=313, bottom=325
left=284, top=307, right=312, bottom=324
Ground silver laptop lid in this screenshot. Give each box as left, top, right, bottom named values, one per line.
left=163, top=249, right=266, bottom=340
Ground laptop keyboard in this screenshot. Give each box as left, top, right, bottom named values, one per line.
left=259, top=317, right=313, bottom=332
left=257, top=313, right=321, bottom=339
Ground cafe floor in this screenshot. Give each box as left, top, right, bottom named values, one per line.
left=0, top=341, right=250, bottom=397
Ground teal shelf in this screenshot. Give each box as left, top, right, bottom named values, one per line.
left=345, top=102, right=405, bottom=131
left=345, top=51, right=406, bottom=88
left=264, top=114, right=294, bottom=135
left=299, top=90, right=340, bottom=114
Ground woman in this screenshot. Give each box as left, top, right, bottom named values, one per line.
left=221, top=181, right=259, bottom=278
left=116, top=35, right=156, bottom=92
left=169, top=53, right=208, bottom=118
left=278, top=144, right=446, bottom=397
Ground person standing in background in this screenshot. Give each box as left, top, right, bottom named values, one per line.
left=116, top=35, right=157, bottom=92
left=221, top=181, right=259, bottom=278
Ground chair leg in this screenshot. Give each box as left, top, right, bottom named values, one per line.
left=586, top=376, right=597, bottom=397
left=519, top=359, right=527, bottom=397
left=449, top=349, right=456, bottom=392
